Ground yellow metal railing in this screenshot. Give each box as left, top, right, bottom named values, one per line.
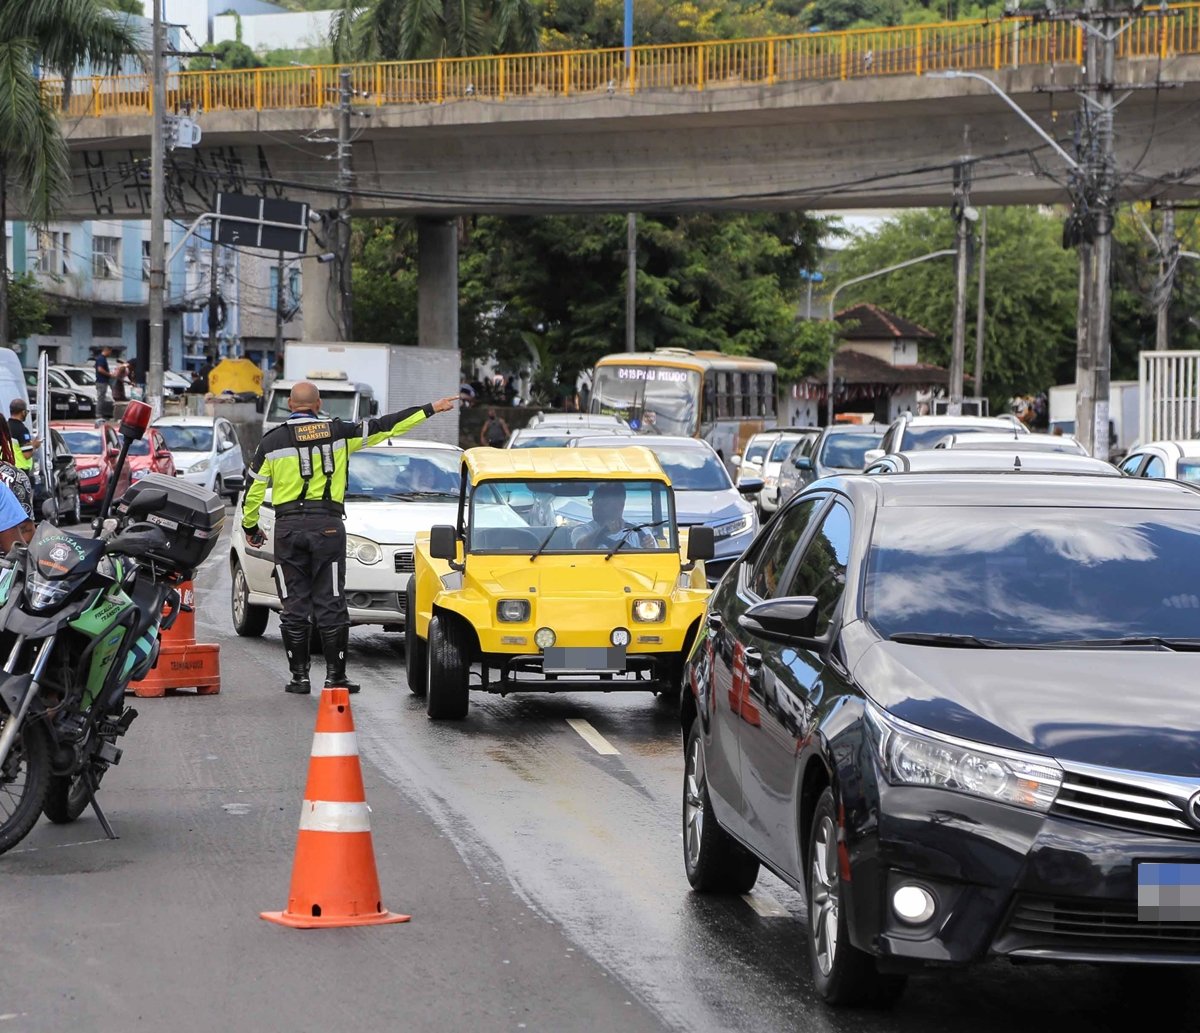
left=42, top=6, right=1200, bottom=118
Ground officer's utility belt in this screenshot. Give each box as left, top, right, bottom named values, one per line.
left=274, top=499, right=345, bottom=518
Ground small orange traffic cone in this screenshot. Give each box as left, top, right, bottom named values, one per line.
left=260, top=687, right=410, bottom=929
left=128, top=580, right=220, bottom=698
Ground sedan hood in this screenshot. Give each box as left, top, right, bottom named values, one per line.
left=172, top=451, right=208, bottom=472
left=673, top=489, right=747, bottom=528
left=344, top=498, right=458, bottom=545
left=858, top=642, right=1200, bottom=776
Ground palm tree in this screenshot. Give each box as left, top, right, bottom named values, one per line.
left=0, top=0, right=142, bottom=345
left=331, top=0, right=540, bottom=62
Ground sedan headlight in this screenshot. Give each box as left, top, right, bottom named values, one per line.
left=868, top=702, right=1062, bottom=812
left=633, top=599, right=665, bottom=623
left=345, top=534, right=382, bottom=565
left=189, top=457, right=211, bottom=473
left=712, top=514, right=755, bottom=539
left=77, top=466, right=101, bottom=479
left=764, top=474, right=778, bottom=489
left=131, top=469, right=149, bottom=480
left=497, top=599, right=530, bottom=623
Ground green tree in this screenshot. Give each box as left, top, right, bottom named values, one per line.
left=0, top=0, right=141, bottom=345
left=331, top=0, right=540, bottom=61
left=833, top=207, right=1079, bottom=406
left=6, top=273, right=49, bottom=343
left=188, top=39, right=262, bottom=70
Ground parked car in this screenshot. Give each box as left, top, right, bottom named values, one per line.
left=778, top=423, right=887, bottom=502
left=154, top=416, right=245, bottom=502
left=231, top=440, right=463, bottom=638
left=30, top=428, right=82, bottom=525
left=53, top=420, right=130, bottom=514
left=864, top=413, right=1028, bottom=464
left=407, top=446, right=714, bottom=719
left=1117, top=439, right=1200, bottom=483
left=569, top=435, right=760, bottom=585
left=23, top=368, right=96, bottom=421
left=731, top=432, right=774, bottom=489
left=864, top=449, right=1120, bottom=476
left=758, top=430, right=821, bottom=515
left=933, top=431, right=1087, bottom=455
left=506, top=426, right=634, bottom=448
left=51, top=365, right=97, bottom=400
left=681, top=471, right=1200, bottom=1006
left=526, top=412, right=629, bottom=431
left=126, top=426, right=177, bottom=481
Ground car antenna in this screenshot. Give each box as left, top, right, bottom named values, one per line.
left=1013, top=455, right=1022, bottom=472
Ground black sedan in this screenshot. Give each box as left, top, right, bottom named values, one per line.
left=681, top=471, right=1200, bottom=1006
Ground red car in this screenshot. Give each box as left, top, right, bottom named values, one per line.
left=53, top=421, right=132, bottom=514
left=126, top=427, right=176, bottom=481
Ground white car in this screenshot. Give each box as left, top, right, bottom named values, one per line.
left=1118, top=439, right=1200, bottom=483
left=154, top=415, right=246, bottom=502
left=933, top=431, right=1087, bottom=455
left=865, top=413, right=1029, bottom=463
left=229, top=439, right=463, bottom=637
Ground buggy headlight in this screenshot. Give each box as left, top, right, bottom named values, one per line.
left=867, top=701, right=1062, bottom=812
left=534, top=627, right=556, bottom=649
left=497, top=599, right=530, bottom=623
left=633, top=599, right=665, bottom=623
left=345, top=534, right=382, bottom=565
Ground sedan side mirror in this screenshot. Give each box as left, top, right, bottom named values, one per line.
left=686, top=525, right=715, bottom=563
left=429, top=524, right=459, bottom=561
left=737, top=596, right=820, bottom=643
left=53, top=454, right=73, bottom=468
left=729, top=455, right=742, bottom=468
left=792, top=455, right=814, bottom=471
left=862, top=448, right=885, bottom=465
left=736, top=476, right=764, bottom=496
left=219, top=440, right=235, bottom=452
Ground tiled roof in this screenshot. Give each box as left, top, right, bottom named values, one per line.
left=835, top=302, right=936, bottom=341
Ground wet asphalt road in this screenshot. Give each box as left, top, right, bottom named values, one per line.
left=2, top=520, right=1198, bottom=1032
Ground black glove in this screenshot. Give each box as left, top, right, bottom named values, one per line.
left=245, top=525, right=267, bottom=548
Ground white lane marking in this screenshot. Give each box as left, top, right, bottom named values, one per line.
left=742, top=890, right=790, bottom=918
left=566, top=718, right=620, bottom=756
left=298, top=799, right=372, bottom=833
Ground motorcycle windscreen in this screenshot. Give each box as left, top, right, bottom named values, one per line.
left=24, top=525, right=105, bottom=611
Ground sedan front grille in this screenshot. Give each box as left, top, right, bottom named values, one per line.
left=1050, top=767, right=1199, bottom=840
left=394, top=550, right=414, bottom=575
left=1005, top=895, right=1200, bottom=952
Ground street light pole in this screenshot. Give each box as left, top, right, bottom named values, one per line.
left=825, top=249, right=957, bottom=426
left=623, top=0, right=635, bottom=353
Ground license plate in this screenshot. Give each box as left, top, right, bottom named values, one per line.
left=543, top=646, right=625, bottom=672
left=1137, top=862, right=1200, bottom=921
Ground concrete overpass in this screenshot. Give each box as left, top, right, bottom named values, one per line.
left=41, top=13, right=1200, bottom=341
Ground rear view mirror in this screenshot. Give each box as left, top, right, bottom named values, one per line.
left=219, top=440, right=235, bottom=452
left=686, top=525, right=715, bottom=563
left=429, top=525, right=458, bottom=561
left=736, top=477, right=764, bottom=496
left=738, top=596, right=819, bottom=642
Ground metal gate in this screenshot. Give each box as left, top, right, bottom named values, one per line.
left=1139, top=350, right=1200, bottom=444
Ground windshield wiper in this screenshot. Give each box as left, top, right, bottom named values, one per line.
left=529, top=526, right=558, bottom=563
left=888, top=632, right=1010, bottom=648
left=386, top=490, right=457, bottom=500
left=1027, top=636, right=1200, bottom=651
left=605, top=520, right=669, bottom=560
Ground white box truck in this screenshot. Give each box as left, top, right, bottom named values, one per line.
left=269, top=342, right=461, bottom=446
left=1048, top=380, right=1140, bottom=459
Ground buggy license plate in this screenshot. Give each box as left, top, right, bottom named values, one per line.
left=543, top=646, right=626, bottom=673
left=1137, top=862, right=1200, bottom=921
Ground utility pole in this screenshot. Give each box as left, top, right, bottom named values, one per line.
left=274, top=251, right=286, bottom=359
left=948, top=156, right=973, bottom=413
left=206, top=242, right=220, bottom=363
left=147, top=0, right=166, bottom=416
left=973, top=207, right=987, bottom=401
left=1156, top=203, right=1176, bottom=351
left=336, top=69, right=353, bottom=341
left=625, top=213, right=637, bottom=352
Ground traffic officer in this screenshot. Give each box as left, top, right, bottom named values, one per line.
left=6, top=399, right=38, bottom=473
left=242, top=382, right=457, bottom=695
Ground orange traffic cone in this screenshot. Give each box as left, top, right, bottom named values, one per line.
left=261, top=687, right=411, bottom=929
left=128, top=580, right=220, bottom=698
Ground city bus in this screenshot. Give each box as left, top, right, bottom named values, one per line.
left=589, top=349, right=778, bottom=464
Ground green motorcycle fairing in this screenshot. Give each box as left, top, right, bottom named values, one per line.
left=70, top=567, right=135, bottom=709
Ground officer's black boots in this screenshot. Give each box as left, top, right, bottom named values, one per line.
left=321, top=625, right=360, bottom=694
left=282, top=626, right=312, bottom=695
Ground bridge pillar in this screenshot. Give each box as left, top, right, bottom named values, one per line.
left=302, top=231, right=339, bottom=343
left=417, top=218, right=458, bottom=349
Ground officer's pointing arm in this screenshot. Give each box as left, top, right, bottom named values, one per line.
left=351, top=396, right=458, bottom=452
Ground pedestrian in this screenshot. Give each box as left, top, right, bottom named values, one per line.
left=110, top=359, right=129, bottom=404
left=6, top=399, right=38, bottom=475
left=94, top=346, right=114, bottom=417
left=479, top=407, right=510, bottom=447
left=504, top=375, right=518, bottom=406
left=0, top=421, right=34, bottom=522
left=459, top=381, right=476, bottom=408
left=241, top=382, right=458, bottom=696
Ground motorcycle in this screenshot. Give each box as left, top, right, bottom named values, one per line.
left=0, top=401, right=223, bottom=856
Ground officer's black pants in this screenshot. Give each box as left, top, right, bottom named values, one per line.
left=274, top=512, right=348, bottom=632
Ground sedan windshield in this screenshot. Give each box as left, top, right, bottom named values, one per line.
left=769, top=435, right=802, bottom=462
left=157, top=425, right=213, bottom=452
left=633, top=444, right=731, bottom=491
left=346, top=449, right=460, bottom=499
left=469, top=479, right=676, bottom=554
left=865, top=506, right=1200, bottom=644
left=58, top=430, right=103, bottom=454
left=903, top=424, right=1015, bottom=450
left=820, top=431, right=883, bottom=470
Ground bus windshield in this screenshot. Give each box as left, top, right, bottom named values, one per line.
left=590, top=365, right=700, bottom=436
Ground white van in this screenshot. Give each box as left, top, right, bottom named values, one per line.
left=0, top=350, right=30, bottom=415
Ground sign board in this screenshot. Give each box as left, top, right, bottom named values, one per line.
left=214, top=193, right=309, bottom=253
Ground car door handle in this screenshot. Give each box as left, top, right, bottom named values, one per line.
left=707, top=612, right=723, bottom=631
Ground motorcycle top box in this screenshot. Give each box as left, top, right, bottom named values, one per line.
left=114, top=473, right=224, bottom=575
